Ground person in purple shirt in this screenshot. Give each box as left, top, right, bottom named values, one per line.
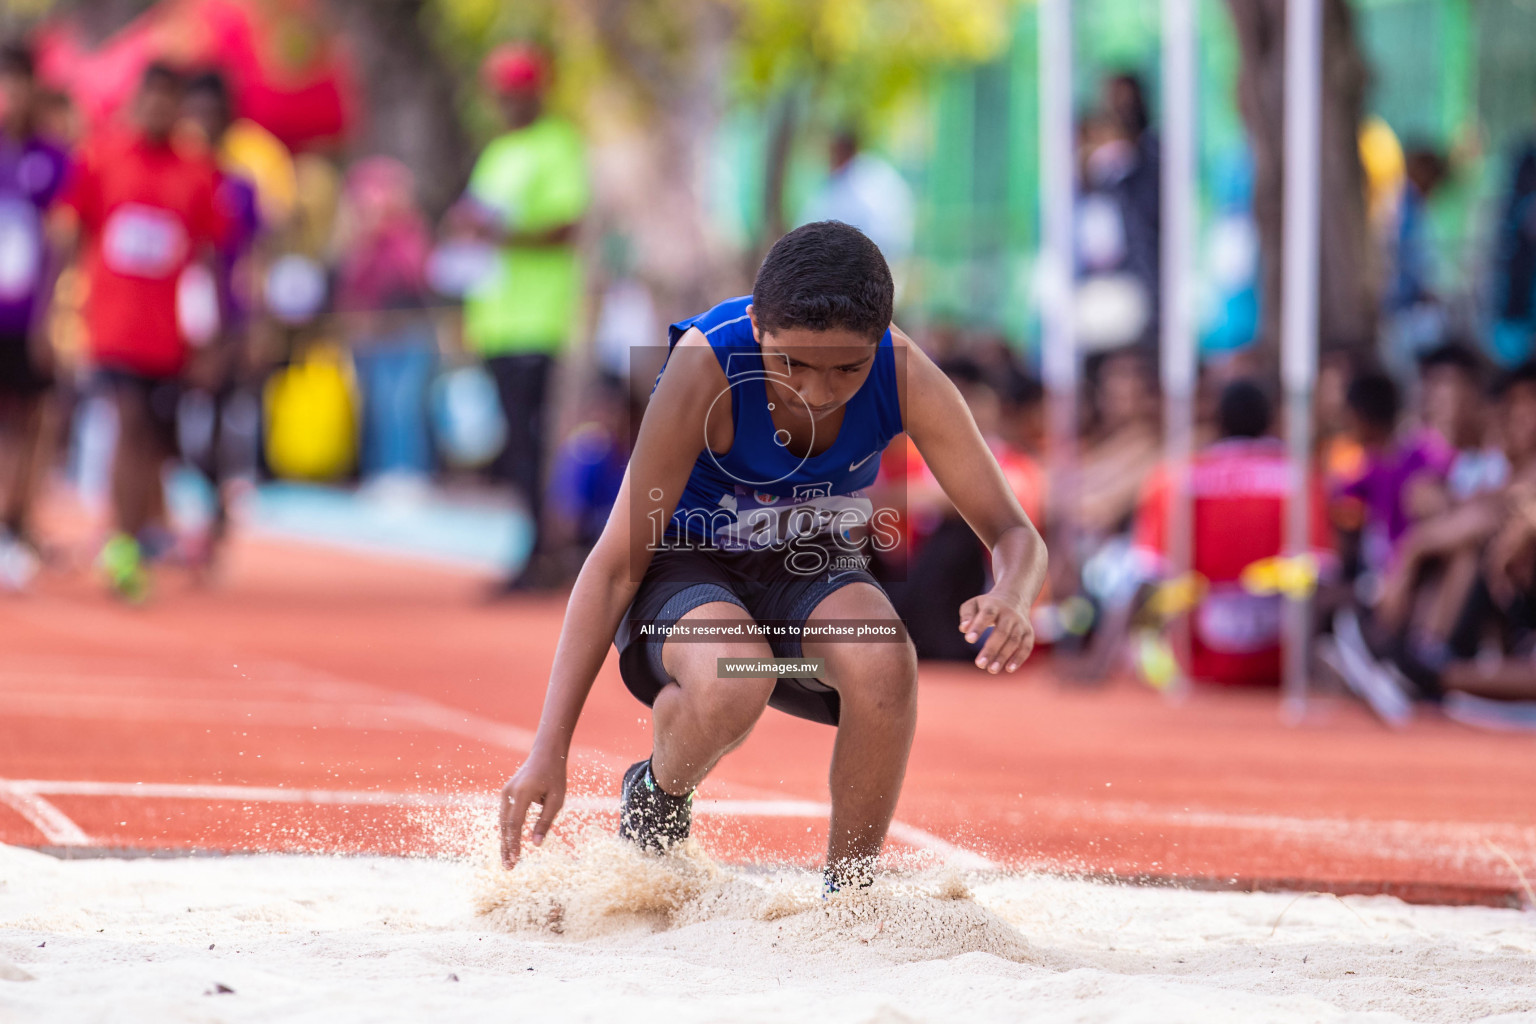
left=1339, top=370, right=1454, bottom=576
left=180, top=70, right=263, bottom=570
left=0, top=42, right=68, bottom=587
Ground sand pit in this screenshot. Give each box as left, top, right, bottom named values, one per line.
left=2, top=840, right=1534, bottom=1023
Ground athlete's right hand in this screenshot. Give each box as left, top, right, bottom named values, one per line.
left=499, top=748, right=567, bottom=868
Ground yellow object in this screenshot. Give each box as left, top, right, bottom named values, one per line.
left=1132, top=629, right=1182, bottom=693
left=223, top=119, right=299, bottom=230
left=1240, top=554, right=1320, bottom=600
left=263, top=343, right=358, bottom=481
left=1359, top=116, right=1406, bottom=228
left=1146, top=572, right=1207, bottom=621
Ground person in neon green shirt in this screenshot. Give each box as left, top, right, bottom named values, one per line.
left=459, top=43, right=590, bottom=592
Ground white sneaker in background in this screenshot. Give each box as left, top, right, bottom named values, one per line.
left=1330, top=608, right=1414, bottom=728
left=0, top=530, right=39, bottom=592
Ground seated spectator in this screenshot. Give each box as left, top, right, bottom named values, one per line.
left=1076, top=350, right=1161, bottom=540
left=1419, top=341, right=1506, bottom=509
left=1127, top=379, right=1332, bottom=686
left=1338, top=362, right=1536, bottom=711
left=1368, top=345, right=1500, bottom=648
left=1338, top=370, right=1454, bottom=579
left=884, top=358, right=1044, bottom=661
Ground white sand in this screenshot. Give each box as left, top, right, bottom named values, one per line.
left=2, top=837, right=1534, bottom=1024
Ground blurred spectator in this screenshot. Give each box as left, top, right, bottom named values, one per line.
left=335, top=156, right=435, bottom=489
left=546, top=373, right=632, bottom=564
left=1417, top=342, right=1504, bottom=509
left=60, top=62, right=224, bottom=600
left=801, top=128, right=915, bottom=297
left=1492, top=130, right=1536, bottom=366
left=453, top=42, right=590, bottom=592
left=1076, top=350, right=1161, bottom=539
left=1129, top=380, right=1332, bottom=686
left=1075, top=75, right=1160, bottom=352
left=1333, top=363, right=1536, bottom=712
left=178, top=70, right=264, bottom=565
left=1338, top=369, right=1454, bottom=579
left=589, top=232, right=658, bottom=388
left=1382, top=146, right=1450, bottom=375
left=0, top=42, right=68, bottom=589
left=885, top=357, right=1043, bottom=661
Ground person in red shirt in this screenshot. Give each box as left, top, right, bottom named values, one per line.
left=59, top=63, right=223, bottom=599
left=1131, top=379, right=1334, bottom=686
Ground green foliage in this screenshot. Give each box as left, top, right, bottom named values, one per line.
left=731, top=0, right=1018, bottom=127
left=427, top=0, right=1022, bottom=140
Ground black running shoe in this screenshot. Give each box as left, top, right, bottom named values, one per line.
left=618, top=758, right=693, bottom=853
left=822, top=859, right=877, bottom=899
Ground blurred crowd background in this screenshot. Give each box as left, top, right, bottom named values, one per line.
left=8, top=0, right=1536, bottom=725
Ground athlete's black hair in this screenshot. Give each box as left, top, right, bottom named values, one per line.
left=186, top=69, right=231, bottom=113
left=1216, top=378, right=1271, bottom=439
left=1492, top=360, right=1536, bottom=400
left=1346, top=371, right=1401, bottom=430
left=1417, top=340, right=1482, bottom=379
left=751, top=221, right=893, bottom=343
left=140, top=60, right=185, bottom=93
left=0, top=42, right=34, bottom=79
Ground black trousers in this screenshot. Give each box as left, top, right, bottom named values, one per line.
left=487, top=352, right=555, bottom=549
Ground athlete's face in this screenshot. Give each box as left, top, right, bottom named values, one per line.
left=0, top=70, right=33, bottom=133
left=135, top=81, right=181, bottom=141
left=749, top=306, right=880, bottom=422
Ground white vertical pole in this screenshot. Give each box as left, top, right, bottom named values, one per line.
left=1161, top=0, right=1198, bottom=681
left=1281, top=0, right=1322, bottom=720
left=1039, top=0, right=1078, bottom=570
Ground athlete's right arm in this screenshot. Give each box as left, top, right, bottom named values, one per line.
left=500, top=329, right=725, bottom=867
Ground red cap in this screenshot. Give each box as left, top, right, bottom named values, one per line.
left=482, top=44, right=549, bottom=96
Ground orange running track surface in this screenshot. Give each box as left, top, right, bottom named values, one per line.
left=2, top=530, right=1534, bottom=908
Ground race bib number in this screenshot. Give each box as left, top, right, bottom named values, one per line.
left=712, top=492, right=874, bottom=552
left=102, top=203, right=188, bottom=279
left=0, top=199, right=41, bottom=300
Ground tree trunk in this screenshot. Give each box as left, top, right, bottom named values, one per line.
left=582, top=0, right=741, bottom=320
left=323, top=0, right=471, bottom=217
left=1226, top=0, right=1376, bottom=356
left=760, top=88, right=800, bottom=252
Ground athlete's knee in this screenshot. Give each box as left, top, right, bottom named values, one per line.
left=823, top=639, right=918, bottom=714
left=664, top=643, right=776, bottom=735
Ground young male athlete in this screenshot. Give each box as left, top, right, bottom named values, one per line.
left=60, top=63, right=224, bottom=598
left=500, top=221, right=1047, bottom=889
left=0, top=44, right=67, bottom=588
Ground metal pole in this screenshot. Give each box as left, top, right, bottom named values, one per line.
left=1161, top=0, right=1198, bottom=685
left=1281, top=0, right=1322, bottom=721
left=1039, top=0, right=1078, bottom=581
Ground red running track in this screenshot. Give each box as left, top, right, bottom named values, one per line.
left=1, top=528, right=1534, bottom=908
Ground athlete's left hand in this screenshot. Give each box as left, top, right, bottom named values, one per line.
left=959, top=591, right=1035, bottom=674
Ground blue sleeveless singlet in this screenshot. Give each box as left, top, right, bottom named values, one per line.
left=660, top=295, right=905, bottom=548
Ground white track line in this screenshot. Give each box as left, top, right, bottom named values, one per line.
left=1029, top=798, right=1536, bottom=855
left=0, top=671, right=541, bottom=756
left=0, top=785, right=92, bottom=846
left=0, top=693, right=506, bottom=732
left=0, top=779, right=997, bottom=868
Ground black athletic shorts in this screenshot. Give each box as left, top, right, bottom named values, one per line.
left=614, top=539, right=889, bottom=726
left=0, top=332, right=50, bottom=397
left=95, top=367, right=183, bottom=456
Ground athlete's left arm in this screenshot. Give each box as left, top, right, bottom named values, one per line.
left=894, top=327, right=1048, bottom=674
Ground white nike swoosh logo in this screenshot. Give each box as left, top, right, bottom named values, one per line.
left=849, top=452, right=878, bottom=472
